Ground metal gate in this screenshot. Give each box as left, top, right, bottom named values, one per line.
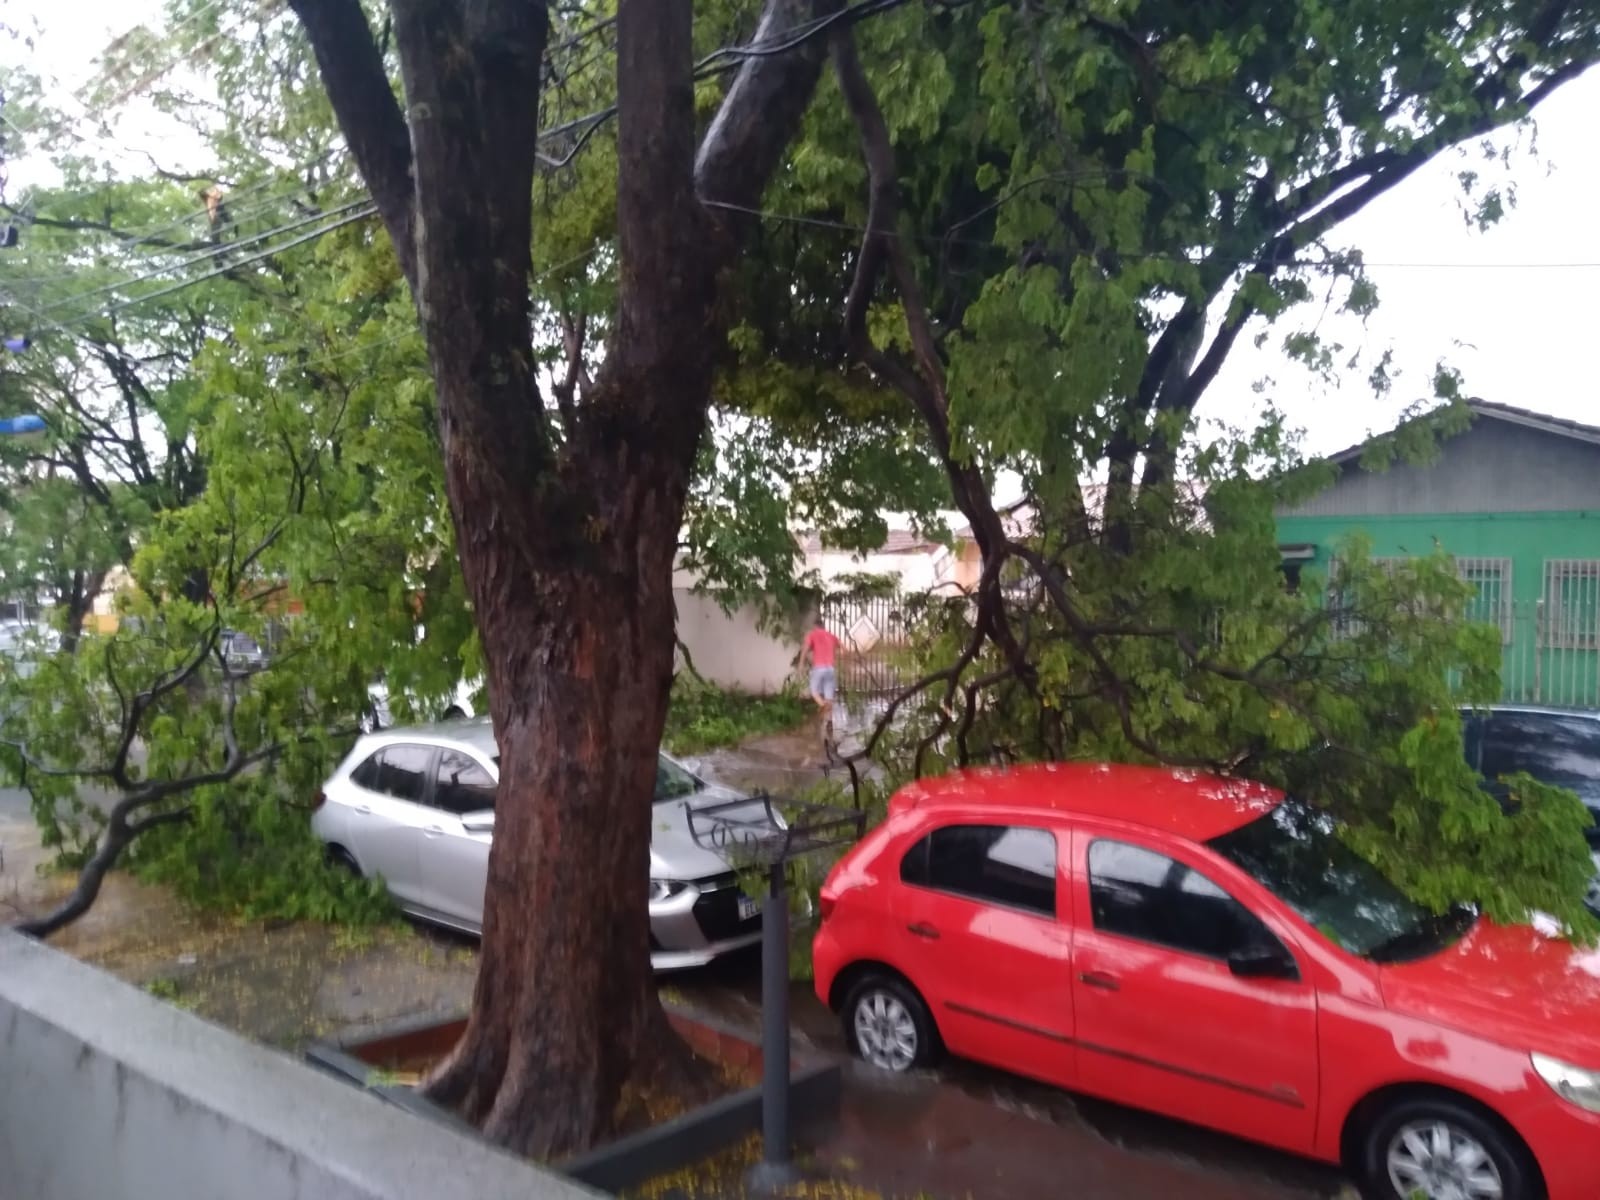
left=1497, top=561, right=1600, bottom=709
left=820, top=593, right=913, bottom=698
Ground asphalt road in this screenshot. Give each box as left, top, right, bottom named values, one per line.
left=671, top=949, right=1352, bottom=1199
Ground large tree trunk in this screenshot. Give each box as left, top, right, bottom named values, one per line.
left=424, top=448, right=696, bottom=1154
left=58, top=567, right=105, bottom=655
left=290, top=0, right=827, bottom=1157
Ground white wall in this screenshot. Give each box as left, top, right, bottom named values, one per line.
left=0, top=931, right=599, bottom=1200
left=805, top=549, right=939, bottom=593
left=672, top=586, right=811, bottom=694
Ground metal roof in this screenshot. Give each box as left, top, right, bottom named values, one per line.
left=1327, top=399, right=1600, bottom=466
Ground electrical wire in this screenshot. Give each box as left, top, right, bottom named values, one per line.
left=3, top=151, right=356, bottom=301
left=13, top=0, right=877, bottom=315
left=4, top=0, right=270, bottom=149
left=24, top=0, right=1591, bottom=350
left=87, top=202, right=379, bottom=323
left=28, top=196, right=375, bottom=318
left=99, top=149, right=347, bottom=251
left=534, top=0, right=911, bottom=163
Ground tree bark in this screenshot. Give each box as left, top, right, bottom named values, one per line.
left=289, top=0, right=830, bottom=1158
left=58, top=567, right=106, bottom=654
left=422, top=453, right=696, bottom=1155
left=418, top=0, right=731, bottom=1152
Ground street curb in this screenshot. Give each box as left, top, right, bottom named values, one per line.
left=306, top=1001, right=842, bottom=1195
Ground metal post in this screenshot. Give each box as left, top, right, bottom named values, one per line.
left=747, top=861, right=800, bottom=1192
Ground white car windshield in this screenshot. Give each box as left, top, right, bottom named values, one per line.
left=655, top=756, right=704, bottom=801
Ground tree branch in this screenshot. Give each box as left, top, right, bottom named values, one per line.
left=286, top=0, right=418, bottom=283
left=695, top=0, right=838, bottom=220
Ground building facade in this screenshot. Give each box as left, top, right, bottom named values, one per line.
left=1277, top=401, right=1600, bottom=708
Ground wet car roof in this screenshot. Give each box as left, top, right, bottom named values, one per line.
left=894, top=762, right=1284, bottom=843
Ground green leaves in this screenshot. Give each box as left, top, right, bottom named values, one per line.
left=858, top=425, right=1598, bottom=937
left=661, top=677, right=810, bottom=757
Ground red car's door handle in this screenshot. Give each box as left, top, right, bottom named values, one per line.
left=907, top=922, right=940, bottom=940
left=1079, top=971, right=1120, bottom=991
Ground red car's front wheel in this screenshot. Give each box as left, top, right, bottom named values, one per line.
left=1358, top=1094, right=1540, bottom=1200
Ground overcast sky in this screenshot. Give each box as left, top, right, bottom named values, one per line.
left=7, top=0, right=1599, bottom=460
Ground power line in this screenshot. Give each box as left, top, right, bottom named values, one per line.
left=102, top=150, right=347, bottom=251
left=87, top=203, right=379, bottom=324
left=28, top=197, right=375, bottom=319
left=15, top=1, right=895, bottom=322
left=533, top=0, right=910, bottom=165
left=4, top=149, right=356, bottom=304
left=5, top=203, right=381, bottom=342
left=4, top=0, right=267, bottom=150
left=50, top=0, right=1577, bottom=338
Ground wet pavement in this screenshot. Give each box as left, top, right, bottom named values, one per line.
left=814, top=1062, right=1340, bottom=1200
left=664, top=951, right=1352, bottom=1200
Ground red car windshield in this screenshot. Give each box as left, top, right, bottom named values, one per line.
left=1208, top=799, right=1475, bottom=963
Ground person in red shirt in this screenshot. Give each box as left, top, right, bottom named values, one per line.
left=801, top=618, right=842, bottom=718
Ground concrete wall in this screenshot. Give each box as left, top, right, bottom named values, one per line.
left=672, top=586, right=811, bottom=695
left=1273, top=511, right=1600, bottom=603
left=1279, top=418, right=1600, bottom=518
left=806, top=547, right=941, bottom=592
left=0, top=930, right=600, bottom=1200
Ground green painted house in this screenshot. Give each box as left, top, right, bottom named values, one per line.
left=1276, top=400, right=1600, bottom=708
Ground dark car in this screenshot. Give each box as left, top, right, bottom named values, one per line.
left=220, top=630, right=269, bottom=674
left=1463, top=705, right=1600, bottom=913
left=1462, top=706, right=1600, bottom=838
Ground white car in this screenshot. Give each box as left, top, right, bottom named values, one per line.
left=311, top=718, right=773, bottom=970
left=363, top=676, right=482, bottom=730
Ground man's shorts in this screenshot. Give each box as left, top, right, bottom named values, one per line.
left=809, top=666, right=837, bottom=701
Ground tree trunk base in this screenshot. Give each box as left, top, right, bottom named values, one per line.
left=423, top=994, right=717, bottom=1160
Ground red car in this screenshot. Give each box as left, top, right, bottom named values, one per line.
left=813, top=763, right=1600, bottom=1200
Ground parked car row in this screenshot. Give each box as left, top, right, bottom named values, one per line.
left=307, top=701, right=1600, bottom=1200
left=813, top=762, right=1600, bottom=1200
left=310, top=718, right=770, bottom=971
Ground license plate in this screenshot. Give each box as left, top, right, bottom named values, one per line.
left=738, top=895, right=759, bottom=921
